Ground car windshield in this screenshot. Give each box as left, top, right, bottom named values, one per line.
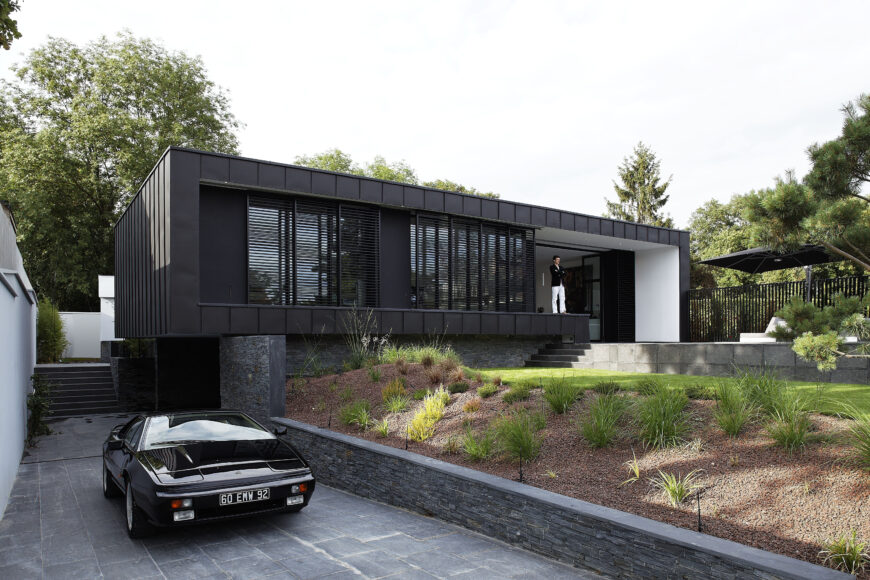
left=143, top=413, right=275, bottom=449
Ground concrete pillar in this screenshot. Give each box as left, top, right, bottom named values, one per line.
left=220, top=335, right=286, bottom=425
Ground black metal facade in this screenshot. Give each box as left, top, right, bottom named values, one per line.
left=115, top=147, right=690, bottom=340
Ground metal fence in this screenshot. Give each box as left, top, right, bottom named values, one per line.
left=689, top=276, right=869, bottom=342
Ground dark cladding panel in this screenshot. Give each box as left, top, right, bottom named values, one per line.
left=499, top=202, right=515, bottom=223
left=614, top=221, right=625, bottom=238
left=229, top=159, right=257, bottom=186
left=169, top=149, right=202, bottom=334
left=546, top=210, right=560, bottom=227
left=531, top=208, right=546, bottom=226
left=498, top=315, right=515, bottom=335
left=312, top=173, right=336, bottom=196
left=258, top=163, right=284, bottom=189
left=384, top=183, right=404, bottom=206
left=201, top=307, right=230, bottom=334
left=574, top=215, right=588, bottom=232
left=360, top=179, right=382, bottom=203
left=380, top=210, right=412, bottom=309
left=423, top=312, right=444, bottom=334
left=403, top=311, right=423, bottom=333
left=515, top=205, right=530, bottom=224
left=201, top=155, right=229, bottom=181
left=481, top=314, right=498, bottom=334
left=546, top=316, right=560, bottom=335
left=199, top=186, right=246, bottom=304
left=636, top=225, right=648, bottom=242
left=312, top=309, right=337, bottom=334
left=286, top=308, right=312, bottom=334
left=560, top=213, right=575, bottom=230
left=444, top=312, right=463, bottom=334
left=601, top=220, right=614, bottom=236
left=670, top=230, right=681, bottom=246
left=381, top=311, right=403, bottom=334
left=463, top=313, right=480, bottom=334
left=482, top=199, right=498, bottom=220
left=625, top=223, right=637, bottom=240
left=259, top=309, right=286, bottom=334
left=337, top=176, right=360, bottom=200
left=286, top=167, right=312, bottom=193
left=515, top=314, right=531, bottom=334
left=230, top=308, right=258, bottom=334
left=423, top=189, right=443, bottom=212
left=531, top=315, right=547, bottom=334
left=463, top=196, right=481, bottom=217
left=588, top=218, right=600, bottom=235
left=444, top=194, right=462, bottom=214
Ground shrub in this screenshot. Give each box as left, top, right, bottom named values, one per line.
left=491, top=375, right=503, bottom=386
left=848, top=413, right=870, bottom=471
left=425, top=365, right=443, bottom=385
left=818, top=530, right=869, bottom=575
left=341, top=307, right=389, bottom=369
left=543, top=378, right=582, bottom=413
left=406, top=412, right=436, bottom=442
left=367, top=365, right=381, bottom=383
left=494, top=410, right=545, bottom=464
left=421, top=354, right=435, bottom=368
left=381, top=377, right=407, bottom=402
left=734, top=368, right=785, bottom=416
left=395, top=357, right=409, bottom=375
left=443, top=435, right=461, bottom=455
left=477, top=383, right=498, bottom=398
left=714, top=381, right=753, bottom=437
left=685, top=383, right=715, bottom=400
left=36, top=299, right=67, bottom=363
left=502, top=383, right=531, bottom=404
left=592, top=380, right=620, bottom=396
left=339, top=400, right=371, bottom=429
left=463, top=427, right=495, bottom=461
left=373, top=419, right=389, bottom=437
left=384, top=395, right=410, bottom=413
left=463, top=398, right=481, bottom=413
left=635, top=386, right=689, bottom=448
left=407, top=387, right=449, bottom=442
left=412, top=389, right=429, bottom=401
left=446, top=366, right=465, bottom=384
left=767, top=405, right=810, bottom=453
left=579, top=394, right=628, bottom=448
left=26, top=374, right=53, bottom=444
left=633, top=377, right=660, bottom=396
left=649, top=469, right=703, bottom=507
left=448, top=381, right=469, bottom=394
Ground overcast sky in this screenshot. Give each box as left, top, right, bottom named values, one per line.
left=3, top=1, right=869, bottom=229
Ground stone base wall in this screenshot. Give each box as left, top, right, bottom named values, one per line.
left=220, top=335, right=286, bottom=424
left=272, top=418, right=847, bottom=580
left=586, top=343, right=869, bottom=384
left=286, top=335, right=552, bottom=376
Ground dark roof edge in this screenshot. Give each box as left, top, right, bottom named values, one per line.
left=166, top=146, right=689, bottom=235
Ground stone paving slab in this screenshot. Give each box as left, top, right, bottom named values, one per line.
left=0, top=415, right=603, bottom=579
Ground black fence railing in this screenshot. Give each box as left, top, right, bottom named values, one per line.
left=689, top=276, right=869, bottom=342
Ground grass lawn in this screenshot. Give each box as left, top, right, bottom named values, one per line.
left=475, top=367, right=870, bottom=420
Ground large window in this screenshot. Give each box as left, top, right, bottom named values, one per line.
left=248, top=195, right=379, bottom=307
left=411, top=215, right=534, bottom=312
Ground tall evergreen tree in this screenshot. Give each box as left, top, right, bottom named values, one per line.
left=605, top=142, right=674, bottom=227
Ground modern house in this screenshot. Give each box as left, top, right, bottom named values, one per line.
left=114, top=147, right=689, bottom=420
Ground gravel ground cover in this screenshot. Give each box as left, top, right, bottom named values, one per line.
left=285, top=362, right=870, bottom=578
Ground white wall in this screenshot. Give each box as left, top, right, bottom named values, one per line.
left=98, top=275, right=116, bottom=342
left=59, top=312, right=102, bottom=359
left=0, top=207, right=37, bottom=519
left=634, top=246, right=681, bottom=342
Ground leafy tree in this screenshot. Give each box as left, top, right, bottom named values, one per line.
left=605, top=142, right=674, bottom=227
left=0, top=33, right=240, bottom=310
left=36, top=299, right=67, bottom=363
left=0, top=0, right=21, bottom=50
left=294, top=148, right=499, bottom=198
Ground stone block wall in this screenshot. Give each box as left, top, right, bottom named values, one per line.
left=220, top=335, right=286, bottom=424
left=272, top=418, right=847, bottom=580
left=586, top=343, right=869, bottom=384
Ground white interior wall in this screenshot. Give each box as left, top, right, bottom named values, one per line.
left=99, top=275, right=116, bottom=342
left=59, top=312, right=101, bottom=359
left=634, top=246, right=680, bottom=342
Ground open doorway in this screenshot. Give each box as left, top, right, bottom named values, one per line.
left=535, top=245, right=602, bottom=340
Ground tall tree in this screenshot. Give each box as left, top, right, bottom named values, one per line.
left=0, top=33, right=240, bottom=310
left=0, top=0, right=20, bottom=50
left=605, top=142, right=674, bottom=227
left=294, top=149, right=499, bottom=198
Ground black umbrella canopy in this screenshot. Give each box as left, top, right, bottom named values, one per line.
left=699, top=245, right=838, bottom=274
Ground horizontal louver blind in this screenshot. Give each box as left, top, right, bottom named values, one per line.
left=417, top=215, right=450, bottom=309
left=340, top=205, right=379, bottom=308
left=452, top=219, right=480, bottom=310
left=295, top=200, right=337, bottom=306
left=248, top=197, right=292, bottom=305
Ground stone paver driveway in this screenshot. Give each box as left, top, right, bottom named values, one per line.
left=0, top=415, right=601, bottom=579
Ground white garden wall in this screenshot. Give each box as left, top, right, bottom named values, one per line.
left=59, top=312, right=101, bottom=359
left=634, top=246, right=680, bottom=342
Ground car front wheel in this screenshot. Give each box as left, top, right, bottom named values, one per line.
left=125, top=480, right=153, bottom=538
left=102, top=461, right=121, bottom=498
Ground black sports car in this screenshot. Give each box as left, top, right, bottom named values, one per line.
left=102, top=410, right=315, bottom=537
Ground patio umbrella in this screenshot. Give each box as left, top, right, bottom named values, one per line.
left=699, top=245, right=837, bottom=274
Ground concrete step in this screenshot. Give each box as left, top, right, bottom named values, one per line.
left=544, top=343, right=591, bottom=350
left=537, top=348, right=588, bottom=356
left=49, top=399, right=120, bottom=412
left=49, top=405, right=124, bottom=419
left=523, top=360, right=594, bottom=369
left=51, top=391, right=116, bottom=401
left=35, top=364, right=110, bottom=373
left=39, top=376, right=113, bottom=386
left=530, top=354, right=584, bottom=362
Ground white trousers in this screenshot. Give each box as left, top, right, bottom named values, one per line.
left=551, top=285, right=565, bottom=313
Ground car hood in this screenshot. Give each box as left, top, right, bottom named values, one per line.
left=138, top=439, right=307, bottom=484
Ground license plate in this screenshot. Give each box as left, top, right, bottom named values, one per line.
left=219, top=488, right=270, bottom=506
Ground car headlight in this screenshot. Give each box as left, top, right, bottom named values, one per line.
left=173, top=510, right=195, bottom=522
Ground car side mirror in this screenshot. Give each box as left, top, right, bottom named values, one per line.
left=107, top=439, right=124, bottom=450
left=273, top=426, right=287, bottom=436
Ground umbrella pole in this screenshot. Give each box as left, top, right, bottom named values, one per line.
left=804, top=265, right=813, bottom=302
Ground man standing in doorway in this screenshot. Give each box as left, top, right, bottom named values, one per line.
left=550, top=255, right=568, bottom=314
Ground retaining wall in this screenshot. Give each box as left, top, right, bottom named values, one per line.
left=272, top=418, right=848, bottom=580
left=587, top=343, right=869, bottom=384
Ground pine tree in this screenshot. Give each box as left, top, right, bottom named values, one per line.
left=605, top=142, right=674, bottom=227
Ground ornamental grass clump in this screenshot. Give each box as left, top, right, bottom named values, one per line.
left=543, top=376, right=582, bottom=413
left=477, top=383, right=499, bottom=398
left=407, top=386, right=449, bottom=442
left=448, top=381, right=469, bottom=394
left=714, top=381, right=754, bottom=437
left=592, top=380, right=620, bottom=396
left=381, top=377, right=407, bottom=402
left=384, top=395, right=410, bottom=413
left=635, top=384, right=689, bottom=448
left=767, top=398, right=811, bottom=453
left=502, top=383, right=532, bottom=404
left=494, top=410, right=545, bottom=480
left=819, top=530, right=869, bottom=575
left=462, top=427, right=496, bottom=461
left=848, top=413, right=870, bottom=471
left=339, top=400, right=372, bottom=430
left=650, top=469, right=703, bottom=507
left=633, top=377, right=661, bottom=396
left=735, top=368, right=785, bottom=416
left=579, top=393, right=628, bottom=448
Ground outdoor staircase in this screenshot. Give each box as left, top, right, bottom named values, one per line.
left=524, top=343, right=593, bottom=368
left=35, top=364, right=122, bottom=419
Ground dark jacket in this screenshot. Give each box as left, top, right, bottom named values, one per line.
left=550, top=264, right=566, bottom=287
